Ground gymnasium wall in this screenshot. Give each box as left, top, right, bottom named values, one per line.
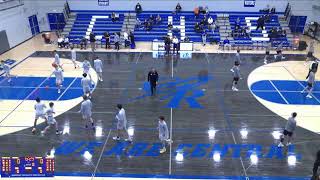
left=68, top=0, right=288, bottom=12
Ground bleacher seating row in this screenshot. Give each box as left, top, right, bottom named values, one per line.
left=66, top=10, right=291, bottom=48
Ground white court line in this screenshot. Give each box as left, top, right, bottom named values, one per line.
left=169, top=55, right=174, bottom=175
left=135, top=52, right=142, bottom=64
left=57, top=77, right=78, bottom=101
left=269, top=80, right=289, bottom=104
left=91, top=129, right=112, bottom=179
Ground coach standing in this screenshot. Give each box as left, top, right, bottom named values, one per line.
left=148, top=68, right=159, bottom=96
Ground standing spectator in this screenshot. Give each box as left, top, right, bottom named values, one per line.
left=175, top=3, right=182, bottom=13
left=114, top=32, right=120, bottom=51
left=194, top=6, right=199, bottom=19
left=278, top=112, right=297, bottom=147
left=123, top=31, right=129, bottom=48
left=135, top=3, right=142, bottom=14
left=148, top=68, right=159, bottom=96
left=80, top=36, right=87, bottom=50
left=89, top=32, right=96, bottom=52
left=104, top=32, right=110, bottom=49
left=129, top=31, right=135, bottom=49
left=172, top=36, right=179, bottom=54
left=307, top=40, right=316, bottom=62
left=264, top=42, right=272, bottom=64
left=202, top=30, right=207, bottom=46
left=256, top=16, right=265, bottom=30
left=164, top=35, right=171, bottom=55
left=312, top=150, right=320, bottom=180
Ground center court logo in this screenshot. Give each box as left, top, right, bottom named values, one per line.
left=132, top=74, right=210, bottom=109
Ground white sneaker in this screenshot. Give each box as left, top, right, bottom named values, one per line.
left=100, top=79, right=103, bottom=82
left=264, top=60, right=267, bottom=64
left=56, top=131, right=62, bottom=135
left=286, top=142, right=292, bottom=146
left=125, top=138, right=132, bottom=143
left=300, top=90, right=304, bottom=93
left=41, top=131, right=45, bottom=135
left=166, top=139, right=173, bottom=144
left=230, top=69, right=234, bottom=72
left=58, top=89, right=61, bottom=94
left=278, top=142, right=284, bottom=147
left=32, top=128, right=36, bottom=134
left=113, top=136, right=120, bottom=141
left=160, top=148, right=166, bottom=154
left=306, top=94, right=313, bottom=98
left=232, top=87, right=239, bottom=91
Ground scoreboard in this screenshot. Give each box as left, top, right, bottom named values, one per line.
left=1, top=157, right=54, bottom=177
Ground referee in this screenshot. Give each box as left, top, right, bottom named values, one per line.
left=147, top=68, right=159, bottom=96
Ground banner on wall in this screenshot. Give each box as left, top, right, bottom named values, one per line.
left=98, top=0, right=109, bottom=6
left=244, top=0, right=255, bottom=7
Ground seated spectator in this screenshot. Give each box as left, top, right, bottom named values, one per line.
left=264, top=14, right=271, bottom=23
left=235, top=17, right=241, bottom=29
left=135, top=18, right=141, bottom=29
left=175, top=3, right=182, bottom=13
left=194, top=22, right=201, bottom=32
left=183, top=36, right=190, bottom=42
left=111, top=12, right=119, bottom=22
left=204, top=6, right=209, bottom=15
left=277, top=27, right=283, bottom=37
left=57, top=36, right=64, bottom=48
left=245, top=27, right=251, bottom=38
left=168, top=22, right=173, bottom=30
left=194, top=7, right=199, bottom=19
left=135, top=3, right=142, bottom=14
left=63, top=36, right=69, bottom=48
left=80, top=37, right=87, bottom=50
left=208, top=16, right=214, bottom=25
left=223, top=37, right=232, bottom=50
left=156, top=14, right=161, bottom=24
left=146, top=21, right=152, bottom=31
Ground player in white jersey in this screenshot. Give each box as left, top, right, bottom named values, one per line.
left=80, top=95, right=95, bottom=130
left=1, top=60, right=12, bottom=83
left=53, top=50, right=63, bottom=70
left=32, top=98, right=47, bottom=134
left=41, top=102, right=61, bottom=135
left=70, top=47, right=78, bottom=69
left=53, top=65, right=64, bottom=93
left=81, top=73, right=92, bottom=97
left=301, top=69, right=316, bottom=98
left=82, top=60, right=92, bottom=82
left=113, top=104, right=132, bottom=142
left=94, top=56, right=103, bottom=82
left=158, top=116, right=172, bottom=153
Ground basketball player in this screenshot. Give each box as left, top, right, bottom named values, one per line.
left=81, top=73, right=92, bottom=97
left=41, top=102, right=61, bottom=135
left=70, top=47, right=78, bottom=69
left=32, top=97, right=47, bottom=134
left=113, top=104, right=132, bottom=142
left=231, top=61, right=241, bottom=91
left=264, top=42, right=271, bottom=64
left=94, top=56, right=103, bottom=82
left=53, top=50, right=63, bottom=70
left=1, top=60, right=12, bottom=83
left=82, top=60, right=92, bottom=83
left=158, top=116, right=170, bottom=153
left=301, top=68, right=316, bottom=98
left=278, top=112, right=297, bottom=147
left=306, top=40, right=315, bottom=63
left=53, top=65, right=64, bottom=94
left=230, top=49, right=241, bottom=72
left=80, top=95, right=95, bottom=130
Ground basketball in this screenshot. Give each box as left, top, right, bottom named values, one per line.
left=52, top=63, right=57, bottom=68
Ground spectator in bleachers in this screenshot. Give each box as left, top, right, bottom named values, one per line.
left=123, top=31, right=129, bottom=48
left=145, top=20, right=152, bottom=31
left=223, top=37, right=232, bottom=50
left=135, top=18, right=141, bottom=29
left=63, top=36, right=69, bottom=48
left=183, top=36, right=190, bottom=43
left=129, top=31, right=135, bottom=49
left=194, top=22, right=201, bottom=33
left=104, top=32, right=111, bottom=49
left=271, top=7, right=276, bottom=14
left=175, top=3, right=182, bottom=13
left=245, top=27, right=251, bottom=38
left=114, top=32, right=120, bottom=51
left=202, top=30, right=207, bottom=46
left=264, top=14, right=271, bottom=23
left=156, top=14, right=162, bottom=24
left=135, top=3, right=142, bottom=14
left=80, top=36, right=87, bottom=50
left=256, top=16, right=265, bottom=30
left=194, top=7, right=199, bottom=19
left=164, top=35, right=171, bottom=55
left=57, top=36, right=64, bottom=48
left=235, top=17, right=241, bottom=30
left=89, top=32, right=96, bottom=51
left=168, top=22, right=173, bottom=30
left=111, top=12, right=119, bottom=22
left=172, top=36, right=179, bottom=54
left=204, top=6, right=209, bottom=16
